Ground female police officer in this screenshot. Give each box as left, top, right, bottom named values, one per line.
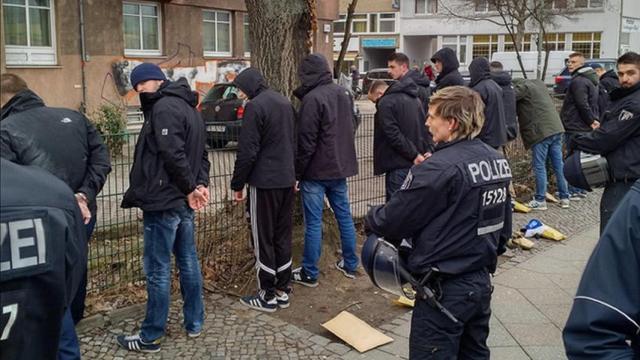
left=366, top=86, right=512, bottom=359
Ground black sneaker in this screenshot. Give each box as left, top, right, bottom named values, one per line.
left=335, top=260, right=356, bottom=279
left=116, top=334, right=161, bottom=353
left=291, top=267, right=318, bottom=287
left=239, top=291, right=278, bottom=313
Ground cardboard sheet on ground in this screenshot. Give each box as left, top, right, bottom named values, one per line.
left=322, top=311, right=394, bottom=352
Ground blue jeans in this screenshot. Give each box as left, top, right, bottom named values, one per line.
left=532, top=133, right=570, bottom=201
left=563, top=133, right=587, bottom=194
left=301, top=179, right=359, bottom=279
left=140, top=205, right=204, bottom=342
left=385, top=168, right=410, bottom=202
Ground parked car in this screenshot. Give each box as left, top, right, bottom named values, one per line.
left=199, top=83, right=244, bottom=149
left=552, top=58, right=617, bottom=95
left=362, top=68, right=396, bottom=94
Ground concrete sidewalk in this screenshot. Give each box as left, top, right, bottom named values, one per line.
left=340, top=224, right=599, bottom=360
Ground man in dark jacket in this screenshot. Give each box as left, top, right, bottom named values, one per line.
left=0, top=73, right=111, bottom=359
left=405, top=68, right=432, bottom=114
left=431, top=48, right=465, bottom=91
left=490, top=61, right=518, bottom=142
left=568, top=52, right=640, bottom=233
left=375, top=52, right=431, bottom=202
left=561, top=52, right=600, bottom=198
left=469, top=57, right=508, bottom=149
left=563, top=179, right=639, bottom=359
left=292, top=53, right=359, bottom=287
left=593, top=63, right=620, bottom=119
left=0, top=159, right=87, bottom=360
left=513, top=78, right=571, bottom=210
left=229, top=68, right=296, bottom=312
left=118, top=63, right=210, bottom=353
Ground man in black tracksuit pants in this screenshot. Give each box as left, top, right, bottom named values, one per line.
left=230, top=68, right=296, bottom=312
left=469, top=57, right=508, bottom=150
left=431, top=48, right=465, bottom=91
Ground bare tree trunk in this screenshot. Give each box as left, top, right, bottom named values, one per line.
left=245, top=0, right=315, bottom=99
left=334, top=0, right=358, bottom=78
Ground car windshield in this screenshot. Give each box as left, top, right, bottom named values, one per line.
left=202, top=84, right=238, bottom=103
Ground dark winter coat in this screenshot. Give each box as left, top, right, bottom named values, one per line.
left=561, top=65, right=599, bottom=133
left=469, top=58, right=508, bottom=149
left=374, top=73, right=431, bottom=175
left=405, top=69, right=432, bottom=114
left=491, top=71, right=518, bottom=141
left=563, top=180, right=640, bottom=359
left=598, top=69, right=620, bottom=119
left=0, top=90, right=111, bottom=212
left=294, top=53, right=358, bottom=181
left=512, top=79, right=565, bottom=150
left=431, top=48, right=465, bottom=91
left=569, top=81, right=640, bottom=183
left=121, top=78, right=210, bottom=211
left=230, top=68, right=296, bottom=191
left=366, top=138, right=512, bottom=275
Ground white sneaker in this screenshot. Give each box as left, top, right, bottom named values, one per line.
left=527, top=199, right=548, bottom=211
left=558, top=199, right=570, bottom=209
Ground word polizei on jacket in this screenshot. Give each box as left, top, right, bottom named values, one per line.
left=467, top=158, right=512, bottom=184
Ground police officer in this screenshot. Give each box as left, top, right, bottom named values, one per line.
left=563, top=179, right=640, bottom=358
left=366, top=86, right=512, bottom=359
left=0, top=159, right=87, bottom=360
left=567, top=52, right=640, bottom=233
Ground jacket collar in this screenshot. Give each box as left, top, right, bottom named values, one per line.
left=1, top=90, right=45, bottom=120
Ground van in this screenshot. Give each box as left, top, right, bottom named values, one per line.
left=490, top=51, right=573, bottom=85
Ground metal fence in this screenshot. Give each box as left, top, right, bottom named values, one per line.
left=88, top=113, right=533, bottom=294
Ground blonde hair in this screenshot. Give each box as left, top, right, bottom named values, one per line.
left=429, top=86, right=485, bottom=140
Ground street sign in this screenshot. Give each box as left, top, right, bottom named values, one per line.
left=622, top=17, right=640, bottom=33
left=362, top=38, right=397, bottom=49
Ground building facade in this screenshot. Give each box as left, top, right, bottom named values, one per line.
left=1, top=0, right=338, bottom=126
left=332, top=0, right=401, bottom=74
left=398, top=0, right=640, bottom=73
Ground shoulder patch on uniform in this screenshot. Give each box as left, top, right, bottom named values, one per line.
left=161, top=128, right=168, bottom=135
left=60, top=117, right=72, bottom=123
left=400, top=170, right=413, bottom=190
left=619, top=109, right=634, bottom=121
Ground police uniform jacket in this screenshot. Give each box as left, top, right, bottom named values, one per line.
left=0, top=159, right=87, bottom=359
left=366, top=138, right=512, bottom=275
left=570, top=81, right=640, bottom=183
left=563, top=180, right=640, bottom=359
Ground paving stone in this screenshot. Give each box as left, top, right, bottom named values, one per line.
left=325, top=341, right=352, bottom=355
left=377, top=336, right=409, bottom=358
left=524, top=346, right=568, bottom=360
left=487, top=319, right=518, bottom=347
left=503, top=323, right=564, bottom=346
left=490, top=346, right=531, bottom=360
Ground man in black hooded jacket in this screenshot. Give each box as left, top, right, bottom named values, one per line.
left=118, top=63, right=210, bottom=353
left=469, top=57, right=508, bottom=149
left=405, top=68, right=432, bottom=114
left=431, top=48, right=465, bottom=91
left=490, top=61, right=518, bottom=142
left=375, top=52, right=432, bottom=202
left=230, top=68, right=296, bottom=312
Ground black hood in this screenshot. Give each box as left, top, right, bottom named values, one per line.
left=294, top=53, right=334, bottom=99
left=383, top=73, right=418, bottom=98
left=431, top=48, right=460, bottom=77
left=609, top=80, right=640, bottom=101
left=1, top=89, right=45, bottom=120
left=233, top=67, right=267, bottom=99
left=490, top=71, right=512, bottom=86
left=601, top=69, right=619, bottom=81
left=140, top=78, right=198, bottom=111
left=469, top=57, right=492, bottom=87
left=405, top=69, right=431, bottom=87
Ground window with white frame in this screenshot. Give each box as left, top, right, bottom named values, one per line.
left=203, top=10, right=231, bottom=56
left=441, top=35, right=468, bottom=65
left=415, top=0, right=437, bottom=14
left=574, top=0, right=603, bottom=8
left=123, top=2, right=161, bottom=56
left=3, top=0, right=56, bottom=65
left=332, top=13, right=397, bottom=34
left=243, top=13, right=250, bottom=56
left=475, top=0, right=496, bottom=13
left=472, top=34, right=498, bottom=59
left=544, top=0, right=567, bottom=10
left=571, top=32, right=601, bottom=58
left=504, top=34, right=531, bottom=52
left=543, top=32, right=566, bottom=51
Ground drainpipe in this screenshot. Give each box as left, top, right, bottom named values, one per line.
left=78, top=0, right=88, bottom=113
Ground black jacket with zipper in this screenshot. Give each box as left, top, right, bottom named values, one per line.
left=431, top=48, right=465, bottom=91
left=294, top=54, right=358, bottom=181
left=230, top=68, right=296, bottom=191
left=121, top=78, right=210, bottom=211
left=491, top=71, right=518, bottom=142
left=374, top=73, right=431, bottom=175
left=469, top=58, right=508, bottom=149
left=561, top=66, right=599, bottom=133
left=405, top=69, right=432, bottom=114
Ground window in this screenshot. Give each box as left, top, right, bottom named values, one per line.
left=243, top=13, right=250, bottom=56
left=442, top=35, right=468, bottom=65
left=3, top=0, right=56, bottom=65
left=379, top=13, right=395, bottom=33
left=333, top=14, right=345, bottom=33
left=332, top=13, right=396, bottom=34
left=544, top=0, right=567, bottom=9
left=369, top=13, right=377, bottom=33
left=475, top=0, right=496, bottom=13
left=571, top=32, right=601, bottom=58
left=352, top=14, right=367, bottom=33
left=123, top=2, right=161, bottom=56
left=415, top=0, right=437, bottom=14
left=203, top=10, right=231, bottom=57
left=472, top=34, right=498, bottom=59
left=543, top=32, right=566, bottom=51
left=575, top=0, right=603, bottom=8
left=504, top=34, right=531, bottom=52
